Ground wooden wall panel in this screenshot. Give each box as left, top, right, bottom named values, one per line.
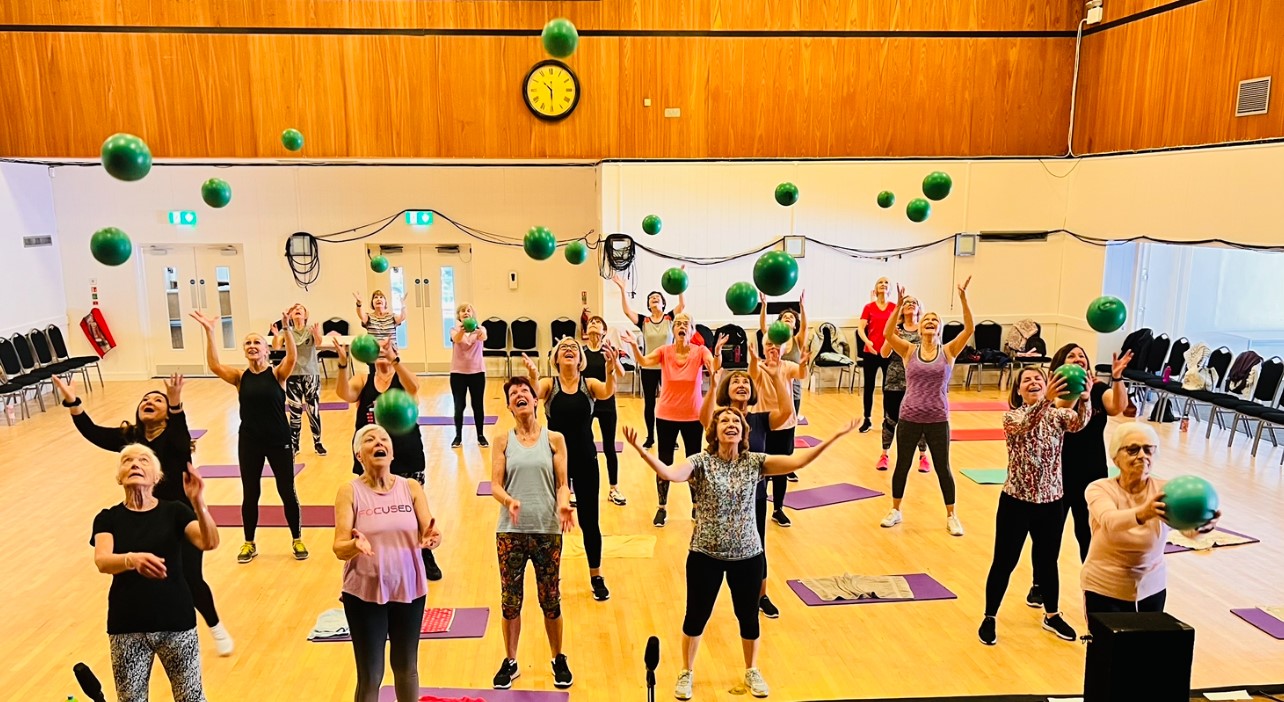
left=0, top=0, right=1083, bottom=32
left=1074, top=0, right=1284, bottom=154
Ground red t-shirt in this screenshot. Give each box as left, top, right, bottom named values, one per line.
left=860, top=301, right=896, bottom=355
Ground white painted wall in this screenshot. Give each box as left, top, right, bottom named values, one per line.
left=0, top=163, right=67, bottom=340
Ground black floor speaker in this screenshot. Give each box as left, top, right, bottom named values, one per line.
left=1084, top=612, right=1194, bottom=702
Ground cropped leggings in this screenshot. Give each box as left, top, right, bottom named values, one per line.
left=683, top=550, right=765, bottom=640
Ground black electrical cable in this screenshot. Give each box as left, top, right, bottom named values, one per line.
left=284, top=232, right=321, bottom=290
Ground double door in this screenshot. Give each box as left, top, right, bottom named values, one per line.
left=142, top=245, right=250, bottom=375
left=365, top=245, right=474, bottom=372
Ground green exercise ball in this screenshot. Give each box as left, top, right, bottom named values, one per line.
left=642, top=214, right=663, bottom=236
left=767, top=321, right=792, bottom=346
left=774, top=182, right=799, bottom=207
left=661, top=267, right=689, bottom=296
left=374, top=388, right=420, bottom=436
left=200, top=178, right=232, bottom=208
left=564, top=240, right=589, bottom=265
left=922, top=171, right=953, bottom=201
left=877, top=191, right=895, bottom=209
left=1053, top=363, right=1089, bottom=401
left=370, top=255, right=390, bottom=273
left=90, top=227, right=133, bottom=267
left=524, top=226, right=557, bottom=261
left=1163, top=475, right=1219, bottom=531
left=726, top=282, right=759, bottom=315
left=100, top=133, right=152, bottom=182
left=1086, top=296, right=1128, bottom=333
left=753, top=250, right=799, bottom=297
left=281, top=128, right=305, bottom=151
left=350, top=334, right=381, bottom=365
left=906, top=198, right=932, bottom=223
left=541, top=18, right=579, bottom=58
left=462, top=316, right=478, bottom=333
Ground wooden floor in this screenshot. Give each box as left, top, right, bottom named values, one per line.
left=4, top=375, right=1283, bottom=701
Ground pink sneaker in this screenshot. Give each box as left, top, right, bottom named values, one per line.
left=876, top=454, right=889, bottom=471
left=918, top=454, right=931, bottom=473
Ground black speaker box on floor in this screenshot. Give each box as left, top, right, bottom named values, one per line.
left=1084, top=612, right=1194, bottom=702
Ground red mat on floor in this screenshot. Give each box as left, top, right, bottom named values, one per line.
left=207, top=505, right=335, bottom=528
left=951, top=400, right=1009, bottom=411
left=950, top=428, right=1006, bottom=441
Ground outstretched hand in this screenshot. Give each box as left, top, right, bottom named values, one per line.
left=957, top=275, right=972, bottom=298
left=164, top=373, right=184, bottom=406
left=1045, top=375, right=1069, bottom=403
left=521, top=353, right=538, bottom=376
left=1111, top=351, right=1133, bottom=379
left=351, top=529, right=374, bottom=557
left=52, top=374, right=76, bottom=403
left=189, top=310, right=216, bottom=330
left=182, top=464, right=205, bottom=505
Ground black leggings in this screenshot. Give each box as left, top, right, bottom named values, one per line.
left=891, top=420, right=955, bottom=504
left=881, top=389, right=928, bottom=453
left=1061, top=481, right=1096, bottom=562
left=641, top=369, right=662, bottom=439
left=755, top=479, right=769, bottom=578
left=764, top=426, right=794, bottom=510
left=182, top=540, right=220, bottom=627
left=683, top=550, right=765, bottom=640
left=656, top=418, right=702, bottom=506
left=569, top=453, right=603, bottom=570
left=341, top=592, right=426, bottom=702
left=238, top=435, right=301, bottom=540
left=1083, top=589, right=1167, bottom=614
left=593, top=405, right=620, bottom=486
left=984, top=492, right=1064, bottom=616
left=450, top=372, right=487, bottom=437
left=862, top=354, right=891, bottom=419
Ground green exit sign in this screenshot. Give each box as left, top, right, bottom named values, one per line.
left=168, top=211, right=198, bottom=226
left=405, top=211, right=434, bottom=227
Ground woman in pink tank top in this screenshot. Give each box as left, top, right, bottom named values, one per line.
left=333, top=424, right=442, bottom=702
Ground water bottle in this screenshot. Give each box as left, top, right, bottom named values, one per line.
left=1162, top=366, right=1171, bottom=384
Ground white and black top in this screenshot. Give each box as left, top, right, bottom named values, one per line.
left=687, top=451, right=768, bottom=561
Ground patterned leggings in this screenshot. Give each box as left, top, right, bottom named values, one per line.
left=109, top=628, right=206, bottom=702
left=286, top=374, right=322, bottom=452
left=496, top=532, right=563, bottom=620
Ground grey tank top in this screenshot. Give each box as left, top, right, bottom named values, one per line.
left=496, top=428, right=559, bottom=534
left=289, top=328, right=319, bottom=377
left=638, top=314, right=674, bottom=354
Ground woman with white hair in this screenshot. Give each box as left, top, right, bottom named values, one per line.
left=92, top=444, right=219, bottom=702
left=333, top=424, right=441, bottom=702
left=1080, top=421, right=1221, bottom=613
left=191, top=309, right=305, bottom=564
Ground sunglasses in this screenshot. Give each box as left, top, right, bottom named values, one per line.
left=1120, top=444, right=1158, bottom=457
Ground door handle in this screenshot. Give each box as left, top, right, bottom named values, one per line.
left=189, top=280, right=198, bottom=308
left=199, top=279, right=207, bottom=308
left=423, top=279, right=431, bottom=308
left=414, top=279, right=422, bottom=308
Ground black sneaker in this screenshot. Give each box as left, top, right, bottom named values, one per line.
left=786, top=472, right=799, bottom=483
left=772, top=509, right=792, bottom=527
left=653, top=507, right=667, bottom=528
left=478, top=435, right=489, bottom=448
left=858, top=418, right=873, bottom=433
left=551, top=654, right=574, bottom=688
left=314, top=444, right=328, bottom=457
left=978, top=616, right=997, bottom=646
left=759, top=595, right=780, bottom=619
left=423, top=550, right=443, bottom=582
left=493, top=658, right=520, bottom=689
left=1025, top=585, right=1043, bottom=609
left=1043, top=614, right=1077, bottom=641
left=643, top=436, right=655, bottom=449
left=591, top=576, right=610, bottom=601
left=451, top=436, right=462, bottom=448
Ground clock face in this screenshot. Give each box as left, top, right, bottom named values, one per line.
left=524, top=60, right=580, bottom=121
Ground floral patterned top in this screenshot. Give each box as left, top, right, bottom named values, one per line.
left=1002, top=398, right=1091, bottom=503
left=687, top=451, right=768, bottom=560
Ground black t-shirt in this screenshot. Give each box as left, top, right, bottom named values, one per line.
left=745, top=411, right=770, bottom=453
left=91, top=501, right=197, bottom=634
left=1062, top=381, right=1109, bottom=488
left=352, top=372, right=426, bottom=476
left=582, top=345, right=617, bottom=413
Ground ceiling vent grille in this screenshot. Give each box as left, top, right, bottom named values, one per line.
left=22, top=235, right=53, bottom=248
left=1236, top=77, right=1270, bottom=117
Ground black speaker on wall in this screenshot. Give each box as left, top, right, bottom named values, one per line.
left=1084, top=612, right=1194, bottom=702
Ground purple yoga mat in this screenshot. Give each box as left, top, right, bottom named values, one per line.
left=477, top=481, right=493, bottom=496
left=793, top=435, right=821, bottom=449
left=208, top=505, right=334, bottom=528
left=951, top=428, right=1005, bottom=441
left=797, top=417, right=809, bottom=426
left=1165, top=527, right=1259, bottom=554
left=788, top=573, right=957, bottom=606
left=419, top=415, right=498, bottom=426
left=595, top=441, right=624, bottom=452
left=380, top=687, right=567, bottom=702
left=318, top=402, right=349, bottom=411
left=189, top=429, right=207, bottom=440
left=1231, top=608, right=1284, bottom=640
left=768, top=482, right=883, bottom=510
left=199, top=463, right=304, bottom=478
left=321, top=607, right=491, bottom=644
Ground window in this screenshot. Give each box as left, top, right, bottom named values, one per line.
left=390, top=267, right=408, bottom=349
left=216, top=266, right=235, bottom=349
left=440, top=266, right=455, bottom=349
left=164, top=267, right=183, bottom=349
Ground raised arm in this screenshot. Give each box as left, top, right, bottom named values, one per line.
left=624, top=426, right=696, bottom=482
left=794, top=291, right=809, bottom=350
left=622, top=332, right=661, bottom=368
left=612, top=274, right=642, bottom=322
left=673, top=271, right=687, bottom=315
left=944, top=276, right=974, bottom=358
left=520, top=354, right=553, bottom=401
left=311, top=322, right=324, bottom=347
left=393, top=293, right=409, bottom=325
left=333, top=481, right=373, bottom=560
left=190, top=311, right=241, bottom=386
left=181, top=467, right=220, bottom=551
left=1102, top=352, right=1133, bottom=416
left=758, top=291, right=769, bottom=334
left=54, top=376, right=126, bottom=451
left=381, top=340, right=420, bottom=396
left=766, top=360, right=794, bottom=431
left=332, top=344, right=365, bottom=403
left=882, top=286, right=912, bottom=359
left=761, top=419, right=858, bottom=476
left=700, top=352, right=721, bottom=428
left=274, top=311, right=298, bottom=382
left=352, top=292, right=371, bottom=327
left=589, top=346, right=619, bottom=400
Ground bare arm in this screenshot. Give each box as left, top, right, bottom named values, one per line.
left=190, top=311, right=241, bottom=386
left=944, top=277, right=975, bottom=359
left=93, top=535, right=132, bottom=575
left=550, top=432, right=573, bottom=530
left=1101, top=352, right=1134, bottom=416
left=624, top=336, right=661, bottom=368
left=311, top=322, right=324, bottom=347
left=181, top=468, right=219, bottom=551
left=761, top=420, right=858, bottom=476
left=393, top=294, right=409, bottom=325
left=332, top=482, right=372, bottom=561
left=794, top=291, right=809, bottom=350
left=700, top=352, right=721, bottom=428
left=332, top=345, right=364, bottom=403
left=588, top=347, right=618, bottom=400
left=612, top=274, right=641, bottom=322
left=490, top=432, right=517, bottom=511
left=882, top=292, right=912, bottom=359
left=624, top=426, right=696, bottom=482
left=380, top=340, right=420, bottom=396
left=758, top=292, right=769, bottom=334
left=353, top=292, right=370, bottom=327
left=274, top=314, right=298, bottom=382
left=766, top=363, right=793, bottom=430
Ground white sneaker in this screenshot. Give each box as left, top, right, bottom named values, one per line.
left=210, top=623, right=234, bottom=656
left=947, top=515, right=964, bottom=536
left=675, top=669, right=694, bottom=700
left=880, top=509, right=902, bottom=528
left=745, top=668, right=770, bottom=698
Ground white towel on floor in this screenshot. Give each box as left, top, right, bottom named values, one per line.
left=1263, top=607, right=1284, bottom=624
left=799, top=574, right=914, bottom=601
left=308, top=608, right=350, bottom=640
left=1166, top=529, right=1253, bottom=551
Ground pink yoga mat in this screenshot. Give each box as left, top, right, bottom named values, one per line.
left=595, top=441, right=624, bottom=452
left=1165, top=528, right=1259, bottom=554
left=380, top=687, right=567, bottom=702
left=420, top=415, right=498, bottom=426
left=1231, top=608, right=1284, bottom=640
left=208, top=505, right=334, bottom=528
left=189, top=429, right=207, bottom=440
left=200, top=463, right=304, bottom=478
left=318, top=402, right=349, bottom=411
left=951, top=400, right=1009, bottom=411
left=320, top=607, right=491, bottom=644
left=768, top=483, right=883, bottom=510
left=793, top=435, right=822, bottom=449
left=788, top=573, right=957, bottom=605
left=950, top=428, right=1005, bottom=441
left=477, top=482, right=493, bottom=496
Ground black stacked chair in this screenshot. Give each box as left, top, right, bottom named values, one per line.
left=1121, top=333, right=1171, bottom=409
left=943, top=321, right=971, bottom=386
left=480, top=317, right=510, bottom=377
left=1140, top=337, right=1191, bottom=417
left=267, top=320, right=287, bottom=365
left=509, top=317, right=539, bottom=372
left=1171, top=346, right=1234, bottom=425
left=1225, top=357, right=1284, bottom=450
left=716, top=324, right=749, bottom=371
left=5, top=334, right=52, bottom=412
left=810, top=323, right=855, bottom=392
left=1, top=336, right=45, bottom=422
left=45, top=324, right=103, bottom=389
left=550, top=317, right=577, bottom=344
left=27, top=328, right=85, bottom=383
left=316, top=318, right=350, bottom=378
left=965, top=320, right=1004, bottom=391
